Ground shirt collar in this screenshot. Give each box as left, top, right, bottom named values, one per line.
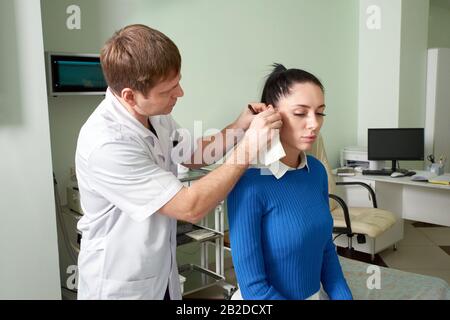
left=106, top=87, right=154, bottom=138
left=261, top=151, right=310, bottom=179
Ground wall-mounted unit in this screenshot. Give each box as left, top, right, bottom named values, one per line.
left=45, top=52, right=107, bottom=96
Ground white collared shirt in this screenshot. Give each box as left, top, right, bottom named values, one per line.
left=75, top=88, right=183, bottom=300
left=254, top=151, right=310, bottom=179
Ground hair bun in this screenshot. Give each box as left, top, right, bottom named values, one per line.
left=272, top=63, right=287, bottom=73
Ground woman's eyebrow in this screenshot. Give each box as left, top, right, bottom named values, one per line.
left=292, top=104, right=326, bottom=109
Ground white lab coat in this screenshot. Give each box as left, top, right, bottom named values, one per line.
left=75, top=88, right=187, bottom=299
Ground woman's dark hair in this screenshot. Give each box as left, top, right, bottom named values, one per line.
left=261, top=63, right=324, bottom=107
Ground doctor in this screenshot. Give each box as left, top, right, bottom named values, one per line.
left=75, top=24, right=282, bottom=300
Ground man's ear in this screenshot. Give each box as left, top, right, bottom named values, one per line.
left=121, top=88, right=137, bottom=106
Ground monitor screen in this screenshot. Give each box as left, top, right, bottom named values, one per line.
left=48, top=54, right=107, bottom=95
left=368, top=128, right=424, bottom=161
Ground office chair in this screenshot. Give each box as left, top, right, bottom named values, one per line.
left=308, top=135, right=397, bottom=261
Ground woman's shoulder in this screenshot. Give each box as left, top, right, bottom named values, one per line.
left=229, top=168, right=268, bottom=194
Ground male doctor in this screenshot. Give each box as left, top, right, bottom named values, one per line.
left=75, top=24, right=282, bottom=300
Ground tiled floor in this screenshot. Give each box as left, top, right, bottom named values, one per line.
left=184, top=219, right=450, bottom=299
left=379, top=219, right=450, bottom=284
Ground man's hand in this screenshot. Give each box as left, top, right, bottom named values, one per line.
left=228, top=106, right=282, bottom=165
left=232, top=103, right=270, bottom=130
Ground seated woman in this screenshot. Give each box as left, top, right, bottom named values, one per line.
left=227, top=64, right=352, bottom=300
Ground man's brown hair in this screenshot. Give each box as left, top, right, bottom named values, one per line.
left=100, top=24, right=181, bottom=96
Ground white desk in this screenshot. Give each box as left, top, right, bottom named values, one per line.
left=334, top=171, right=450, bottom=254
left=336, top=170, right=450, bottom=227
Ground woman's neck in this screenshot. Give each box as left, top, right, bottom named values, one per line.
left=280, top=144, right=302, bottom=168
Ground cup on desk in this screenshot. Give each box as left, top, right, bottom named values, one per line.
left=428, top=163, right=444, bottom=176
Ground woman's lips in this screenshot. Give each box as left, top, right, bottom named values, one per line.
left=301, top=136, right=317, bottom=142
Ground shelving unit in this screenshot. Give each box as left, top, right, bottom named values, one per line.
left=177, top=169, right=236, bottom=299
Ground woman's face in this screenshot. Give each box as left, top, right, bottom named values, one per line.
left=276, top=82, right=325, bottom=152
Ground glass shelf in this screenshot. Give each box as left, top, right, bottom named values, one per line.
left=178, top=264, right=224, bottom=296
left=177, top=224, right=221, bottom=246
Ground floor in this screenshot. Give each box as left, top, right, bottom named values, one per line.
left=184, top=219, right=450, bottom=299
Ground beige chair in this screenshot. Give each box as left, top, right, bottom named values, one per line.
left=308, top=135, right=397, bottom=261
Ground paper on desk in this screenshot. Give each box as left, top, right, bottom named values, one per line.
left=428, top=174, right=450, bottom=185
left=411, top=171, right=437, bottom=181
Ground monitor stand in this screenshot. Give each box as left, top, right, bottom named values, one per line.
left=391, top=160, right=397, bottom=173
left=391, top=160, right=408, bottom=174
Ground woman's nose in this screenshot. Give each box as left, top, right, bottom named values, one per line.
left=307, top=114, right=319, bottom=130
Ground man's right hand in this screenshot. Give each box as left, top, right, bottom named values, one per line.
left=228, top=105, right=282, bottom=165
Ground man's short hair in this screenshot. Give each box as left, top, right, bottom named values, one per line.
left=100, top=24, right=181, bottom=96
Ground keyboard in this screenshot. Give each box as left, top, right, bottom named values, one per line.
left=362, top=170, right=393, bottom=176
left=362, top=170, right=416, bottom=176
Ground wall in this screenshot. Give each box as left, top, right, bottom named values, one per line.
left=428, top=0, right=450, bottom=48
left=398, top=0, right=430, bottom=129
left=0, top=0, right=61, bottom=299
left=357, top=0, right=403, bottom=146
left=357, top=0, right=430, bottom=154
left=41, top=0, right=360, bottom=204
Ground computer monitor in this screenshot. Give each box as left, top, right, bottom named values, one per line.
left=46, top=52, right=107, bottom=96
left=368, top=128, right=424, bottom=172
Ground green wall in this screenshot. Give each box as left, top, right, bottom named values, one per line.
left=41, top=0, right=360, bottom=204
left=429, top=0, right=450, bottom=48
left=399, top=0, right=430, bottom=129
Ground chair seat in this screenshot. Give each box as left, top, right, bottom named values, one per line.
left=331, top=207, right=397, bottom=238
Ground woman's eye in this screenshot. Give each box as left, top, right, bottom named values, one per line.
left=294, top=113, right=326, bottom=117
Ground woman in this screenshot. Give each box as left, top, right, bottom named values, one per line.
left=227, top=64, right=352, bottom=300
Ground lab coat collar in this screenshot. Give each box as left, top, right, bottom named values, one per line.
left=106, top=87, right=155, bottom=139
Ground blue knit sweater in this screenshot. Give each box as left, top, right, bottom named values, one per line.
left=227, top=155, right=353, bottom=300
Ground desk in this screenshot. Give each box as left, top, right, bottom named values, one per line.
left=334, top=171, right=450, bottom=254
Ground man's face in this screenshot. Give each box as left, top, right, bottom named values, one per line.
left=134, top=73, right=184, bottom=116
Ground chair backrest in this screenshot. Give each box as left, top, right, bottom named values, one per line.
left=307, top=134, right=338, bottom=211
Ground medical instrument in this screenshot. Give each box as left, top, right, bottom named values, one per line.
left=247, top=104, right=258, bottom=115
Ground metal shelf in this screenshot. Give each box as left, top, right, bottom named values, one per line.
left=177, top=224, right=222, bottom=246
left=177, top=169, right=236, bottom=298
left=178, top=264, right=224, bottom=296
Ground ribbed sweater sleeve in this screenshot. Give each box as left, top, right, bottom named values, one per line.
left=228, top=179, right=287, bottom=300
left=320, top=168, right=353, bottom=300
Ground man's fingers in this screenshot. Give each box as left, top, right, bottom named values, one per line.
left=270, top=120, right=283, bottom=129
left=264, top=112, right=282, bottom=123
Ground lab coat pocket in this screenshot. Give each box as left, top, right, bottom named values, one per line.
left=101, top=276, right=157, bottom=300
left=78, top=238, right=107, bottom=299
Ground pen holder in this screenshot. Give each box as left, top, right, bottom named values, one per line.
left=428, top=163, right=444, bottom=176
